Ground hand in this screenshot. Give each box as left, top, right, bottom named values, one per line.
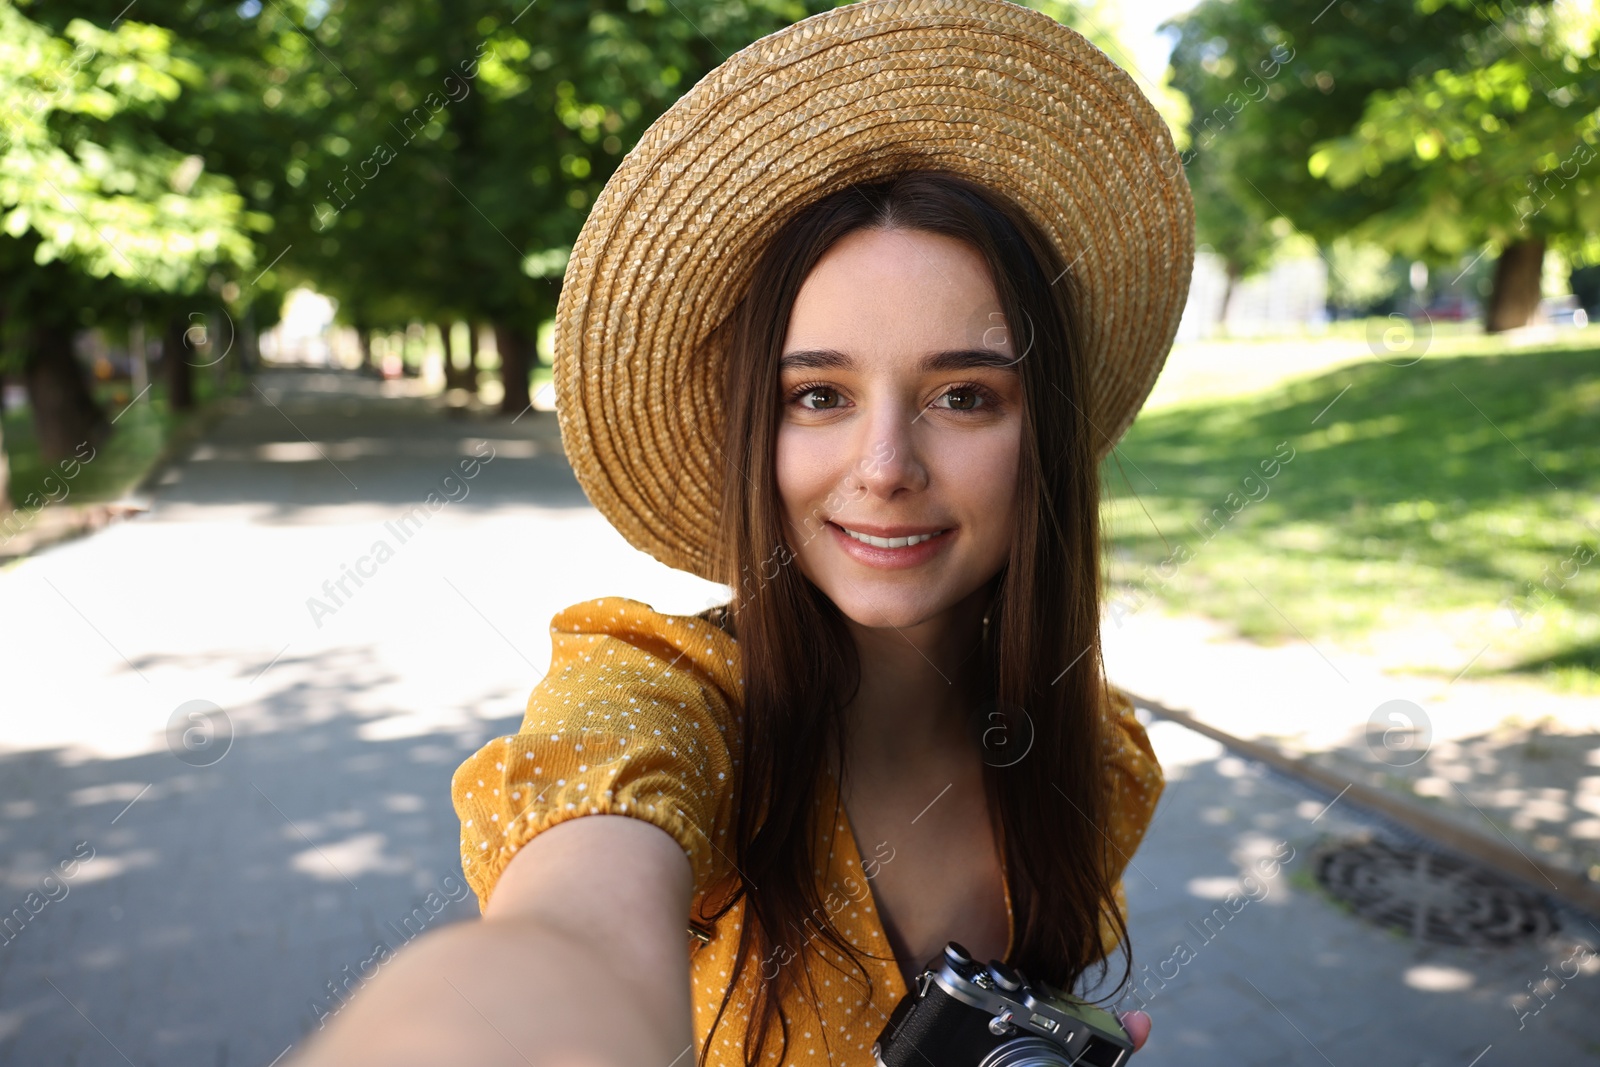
left=1115, top=1010, right=1152, bottom=1053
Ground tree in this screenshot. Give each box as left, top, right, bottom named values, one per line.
left=1165, top=0, right=1598, bottom=330
left=0, top=0, right=265, bottom=455
left=1308, top=0, right=1599, bottom=330
left=282, top=0, right=849, bottom=412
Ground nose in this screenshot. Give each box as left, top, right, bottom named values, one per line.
left=847, top=396, right=928, bottom=499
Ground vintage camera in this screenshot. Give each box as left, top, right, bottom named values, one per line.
left=872, top=942, right=1134, bottom=1067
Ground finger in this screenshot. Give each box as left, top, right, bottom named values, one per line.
left=1115, top=1009, right=1151, bottom=1052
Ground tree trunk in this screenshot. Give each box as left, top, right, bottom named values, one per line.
left=128, top=316, right=149, bottom=400
left=494, top=322, right=533, bottom=416
left=403, top=322, right=424, bottom=377
left=1485, top=238, right=1546, bottom=333
left=240, top=308, right=259, bottom=377
left=0, top=406, right=11, bottom=515
left=442, top=322, right=468, bottom=391
left=25, top=323, right=109, bottom=463
left=357, top=326, right=377, bottom=373
left=0, top=310, right=8, bottom=514
left=466, top=321, right=481, bottom=395
left=1218, top=260, right=1242, bottom=338
left=163, top=314, right=196, bottom=411
left=209, top=311, right=229, bottom=395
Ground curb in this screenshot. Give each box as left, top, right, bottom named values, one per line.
left=1125, top=689, right=1600, bottom=919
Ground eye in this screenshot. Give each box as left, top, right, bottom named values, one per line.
left=786, top=382, right=843, bottom=410
left=933, top=382, right=1000, bottom=413
left=783, top=381, right=1002, bottom=415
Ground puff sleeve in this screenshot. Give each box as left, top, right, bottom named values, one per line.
left=1097, top=683, right=1165, bottom=956
left=451, top=597, right=744, bottom=914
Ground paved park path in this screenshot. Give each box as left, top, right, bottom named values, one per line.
left=0, top=366, right=1595, bottom=1066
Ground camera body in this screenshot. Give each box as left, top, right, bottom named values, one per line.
left=872, top=942, right=1134, bottom=1067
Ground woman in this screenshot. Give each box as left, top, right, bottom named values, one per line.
left=289, top=2, right=1190, bottom=1065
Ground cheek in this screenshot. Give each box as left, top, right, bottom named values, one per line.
left=774, top=426, right=845, bottom=529
left=773, top=426, right=804, bottom=519
left=940, top=426, right=1020, bottom=518
left=773, top=429, right=850, bottom=580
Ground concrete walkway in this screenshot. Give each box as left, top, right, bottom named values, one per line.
left=0, top=366, right=1594, bottom=1066
left=1104, top=719, right=1600, bottom=1066
left=1100, top=601, right=1600, bottom=906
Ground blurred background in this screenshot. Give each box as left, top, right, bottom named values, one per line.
left=1, top=0, right=1596, bottom=1064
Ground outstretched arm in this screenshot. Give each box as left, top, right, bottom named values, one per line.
left=287, top=815, right=696, bottom=1067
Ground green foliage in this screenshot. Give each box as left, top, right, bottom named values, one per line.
left=266, top=0, right=844, bottom=330
left=0, top=2, right=263, bottom=292
left=1324, top=238, right=1405, bottom=311
left=1309, top=1, right=1600, bottom=262
left=1167, top=0, right=1600, bottom=275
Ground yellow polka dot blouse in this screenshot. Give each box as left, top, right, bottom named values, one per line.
left=451, top=597, right=1164, bottom=1065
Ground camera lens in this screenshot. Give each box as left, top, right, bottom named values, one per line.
left=975, top=1036, right=1075, bottom=1067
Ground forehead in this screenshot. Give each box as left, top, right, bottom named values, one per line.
left=782, top=227, right=1010, bottom=363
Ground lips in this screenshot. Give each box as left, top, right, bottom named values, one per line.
left=827, top=521, right=955, bottom=569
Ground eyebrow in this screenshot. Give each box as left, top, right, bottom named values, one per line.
left=777, top=348, right=1021, bottom=375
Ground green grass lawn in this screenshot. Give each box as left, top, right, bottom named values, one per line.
left=3, top=370, right=238, bottom=514
left=1102, top=328, right=1600, bottom=694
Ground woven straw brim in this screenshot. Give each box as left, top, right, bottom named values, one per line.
left=554, top=0, right=1195, bottom=583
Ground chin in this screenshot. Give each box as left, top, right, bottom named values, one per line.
left=824, top=585, right=950, bottom=630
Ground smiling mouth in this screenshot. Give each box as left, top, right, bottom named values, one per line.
left=832, top=524, right=950, bottom=549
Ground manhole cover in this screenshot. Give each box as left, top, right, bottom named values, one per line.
left=1312, top=838, right=1559, bottom=947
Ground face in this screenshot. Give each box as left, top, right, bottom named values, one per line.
left=775, top=225, right=1023, bottom=633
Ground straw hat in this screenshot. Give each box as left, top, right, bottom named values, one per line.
left=553, top=0, right=1194, bottom=583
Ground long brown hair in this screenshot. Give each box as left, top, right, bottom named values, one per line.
left=694, top=170, right=1130, bottom=1067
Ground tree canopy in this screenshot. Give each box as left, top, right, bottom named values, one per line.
left=1166, top=0, right=1599, bottom=328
